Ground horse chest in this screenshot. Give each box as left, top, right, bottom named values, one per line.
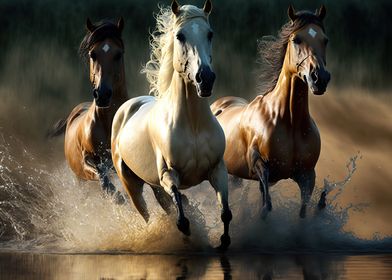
left=164, top=126, right=224, bottom=185
left=260, top=121, right=320, bottom=178
left=84, top=119, right=111, bottom=154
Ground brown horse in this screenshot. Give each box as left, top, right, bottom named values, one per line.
left=211, top=5, right=330, bottom=219
left=48, top=18, right=128, bottom=199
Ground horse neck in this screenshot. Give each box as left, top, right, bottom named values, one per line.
left=166, top=72, right=213, bottom=130
left=268, top=56, right=310, bottom=126
left=94, top=63, right=128, bottom=126
left=111, top=63, right=128, bottom=108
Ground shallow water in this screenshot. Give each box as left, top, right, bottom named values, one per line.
left=0, top=252, right=391, bottom=280
left=0, top=131, right=392, bottom=254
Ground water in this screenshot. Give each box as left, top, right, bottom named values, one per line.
left=0, top=132, right=392, bottom=278
left=0, top=252, right=391, bottom=279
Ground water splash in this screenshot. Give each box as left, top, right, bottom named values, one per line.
left=0, top=132, right=391, bottom=253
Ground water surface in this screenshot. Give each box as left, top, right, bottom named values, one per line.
left=0, top=252, right=391, bottom=279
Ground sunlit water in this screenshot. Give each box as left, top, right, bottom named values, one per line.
left=0, top=252, right=391, bottom=279
left=0, top=131, right=391, bottom=278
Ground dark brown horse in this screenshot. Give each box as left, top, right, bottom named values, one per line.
left=48, top=18, right=128, bottom=199
left=211, top=5, right=330, bottom=219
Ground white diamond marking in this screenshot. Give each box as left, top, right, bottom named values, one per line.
left=308, top=28, right=317, bottom=38
left=102, top=44, right=110, bottom=53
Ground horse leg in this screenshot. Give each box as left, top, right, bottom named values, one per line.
left=160, top=169, right=190, bottom=236
left=83, top=152, right=114, bottom=193
left=248, top=147, right=271, bottom=219
left=209, top=160, right=232, bottom=250
left=318, top=190, right=327, bottom=210
left=97, top=169, right=126, bottom=205
left=151, top=186, right=173, bottom=215
left=90, top=155, right=125, bottom=205
left=117, top=160, right=150, bottom=222
left=294, top=170, right=315, bottom=218
left=254, top=159, right=271, bottom=219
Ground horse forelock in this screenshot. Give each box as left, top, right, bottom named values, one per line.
left=142, top=5, right=208, bottom=98
left=79, top=21, right=123, bottom=65
left=257, top=11, right=324, bottom=95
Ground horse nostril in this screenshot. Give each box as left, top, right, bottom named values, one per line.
left=196, top=72, right=202, bottom=84
left=93, top=89, right=98, bottom=99
left=311, top=71, right=318, bottom=83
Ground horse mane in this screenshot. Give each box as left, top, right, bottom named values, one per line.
left=142, top=5, right=208, bottom=98
left=79, top=19, right=124, bottom=65
left=257, top=11, right=325, bottom=95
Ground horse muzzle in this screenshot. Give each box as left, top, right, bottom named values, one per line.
left=195, top=65, right=216, bottom=98
left=93, top=84, right=113, bottom=108
left=307, top=68, right=331, bottom=95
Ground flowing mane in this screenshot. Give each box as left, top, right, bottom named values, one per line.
left=257, top=11, right=324, bottom=95
left=79, top=20, right=124, bottom=65
left=142, top=5, right=208, bottom=97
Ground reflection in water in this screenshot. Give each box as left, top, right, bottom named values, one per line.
left=0, top=252, right=391, bottom=280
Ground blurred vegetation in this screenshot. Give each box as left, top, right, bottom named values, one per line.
left=0, top=0, right=391, bottom=139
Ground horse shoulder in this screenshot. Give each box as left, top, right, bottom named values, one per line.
left=64, top=102, right=93, bottom=148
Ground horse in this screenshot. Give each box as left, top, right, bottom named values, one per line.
left=111, top=0, right=232, bottom=250
left=47, top=18, right=128, bottom=201
left=211, top=5, right=330, bottom=219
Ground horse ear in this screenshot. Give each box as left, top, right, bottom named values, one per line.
left=117, top=17, right=124, bottom=32
left=317, top=4, right=326, bottom=21
left=86, top=18, right=96, bottom=32
left=203, top=0, right=212, bottom=15
left=287, top=4, right=297, bottom=22
left=171, top=0, right=180, bottom=15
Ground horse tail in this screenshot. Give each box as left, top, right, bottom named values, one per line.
left=46, top=117, right=68, bottom=138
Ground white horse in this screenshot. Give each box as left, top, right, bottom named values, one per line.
left=111, top=0, right=232, bottom=250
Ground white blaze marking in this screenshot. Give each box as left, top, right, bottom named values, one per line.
left=102, top=44, right=110, bottom=53
left=308, top=28, right=317, bottom=38
left=191, top=23, right=199, bottom=34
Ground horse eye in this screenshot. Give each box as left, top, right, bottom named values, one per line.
left=208, top=31, right=213, bottom=41
left=176, top=33, right=186, bottom=43
left=293, top=37, right=302, bottom=45
left=90, top=51, right=97, bottom=61
left=114, top=52, right=123, bottom=61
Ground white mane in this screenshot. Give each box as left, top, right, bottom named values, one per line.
left=141, top=5, right=209, bottom=98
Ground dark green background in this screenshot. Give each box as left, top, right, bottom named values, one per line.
left=0, top=0, right=391, bottom=138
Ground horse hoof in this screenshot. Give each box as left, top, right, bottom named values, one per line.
left=177, top=217, right=191, bottom=236
left=114, top=191, right=126, bottom=205
left=216, top=234, right=231, bottom=251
